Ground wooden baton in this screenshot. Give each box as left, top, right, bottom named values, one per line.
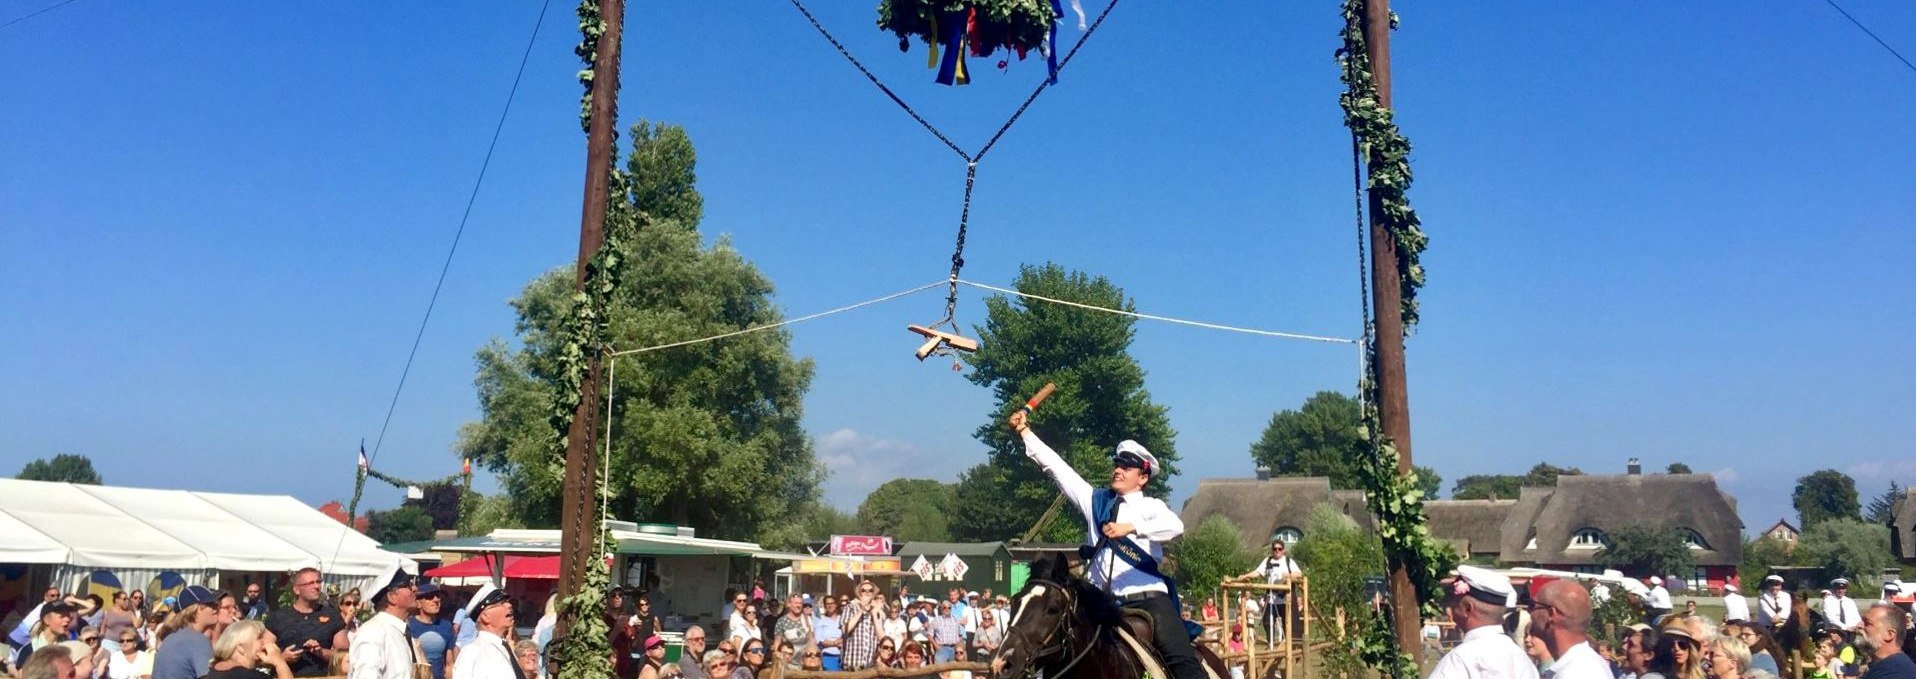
left=1021, top=382, right=1057, bottom=414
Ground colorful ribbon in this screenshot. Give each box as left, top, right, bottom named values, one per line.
left=934, top=8, right=970, bottom=85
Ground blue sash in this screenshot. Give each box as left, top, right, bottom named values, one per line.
left=1090, top=489, right=1204, bottom=640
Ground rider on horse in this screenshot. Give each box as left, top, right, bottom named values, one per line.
left=1009, top=409, right=1206, bottom=679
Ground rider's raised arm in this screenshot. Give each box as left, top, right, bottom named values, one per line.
left=1019, top=429, right=1093, bottom=516
left=1128, top=497, right=1184, bottom=541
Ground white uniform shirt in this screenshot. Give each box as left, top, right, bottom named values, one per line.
left=1250, top=556, right=1302, bottom=585
left=1757, top=591, right=1791, bottom=626
left=451, top=630, right=516, bottom=679
left=1723, top=593, right=1750, bottom=622
left=348, top=611, right=416, bottom=679
left=1590, top=584, right=1611, bottom=605
left=1543, top=641, right=1616, bottom=679
left=1646, top=586, right=1672, bottom=610
left=1022, top=431, right=1183, bottom=596
left=1429, top=625, right=1540, bottom=679
left=1823, top=595, right=1861, bottom=631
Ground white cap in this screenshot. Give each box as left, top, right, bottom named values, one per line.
left=1764, top=574, right=1785, bottom=585
left=1452, top=565, right=1517, bottom=608
left=464, top=583, right=510, bottom=620
left=367, top=562, right=416, bottom=606
left=1112, top=440, right=1159, bottom=476
left=1722, top=581, right=1739, bottom=593
left=1832, top=578, right=1850, bottom=588
left=1649, top=576, right=1663, bottom=586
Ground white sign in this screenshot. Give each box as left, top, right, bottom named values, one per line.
left=940, top=553, right=968, bottom=580
left=910, top=554, right=935, bottom=580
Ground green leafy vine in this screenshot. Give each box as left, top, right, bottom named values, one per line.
left=1337, top=0, right=1428, bottom=329
left=1338, top=2, right=1451, bottom=677
left=575, top=0, right=605, bottom=133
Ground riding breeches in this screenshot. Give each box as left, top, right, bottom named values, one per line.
left=1122, top=593, right=1206, bottom=679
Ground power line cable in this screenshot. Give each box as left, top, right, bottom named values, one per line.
left=332, top=0, right=554, bottom=564
left=0, top=0, right=84, bottom=30
left=1819, top=0, right=1916, bottom=75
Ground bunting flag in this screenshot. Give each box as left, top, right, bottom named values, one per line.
left=357, top=443, right=369, bottom=470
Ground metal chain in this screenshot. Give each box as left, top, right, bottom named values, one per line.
left=1352, top=132, right=1372, bottom=348
left=940, top=162, right=979, bottom=329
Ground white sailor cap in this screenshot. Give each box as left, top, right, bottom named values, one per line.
left=367, top=562, right=417, bottom=606
left=1649, top=576, right=1663, bottom=586
left=1884, top=581, right=1904, bottom=595
left=464, top=583, right=511, bottom=620
left=1763, top=574, right=1785, bottom=585
left=1451, top=565, right=1517, bottom=608
left=1112, top=440, right=1159, bottom=477
left=1832, top=578, right=1851, bottom=588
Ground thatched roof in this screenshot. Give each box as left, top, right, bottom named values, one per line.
left=1497, top=474, right=1744, bottom=567
left=1424, top=499, right=1518, bottom=557
left=1179, top=477, right=1343, bottom=550
left=1890, top=488, right=1916, bottom=561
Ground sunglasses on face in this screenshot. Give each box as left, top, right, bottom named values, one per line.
left=803, top=652, right=820, bottom=658
left=745, top=648, right=764, bottom=655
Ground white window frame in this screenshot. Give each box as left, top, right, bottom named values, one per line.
left=1271, top=527, right=1303, bottom=546
left=1683, top=529, right=1708, bottom=551
left=1568, top=528, right=1608, bottom=550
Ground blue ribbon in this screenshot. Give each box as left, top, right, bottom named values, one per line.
left=934, top=9, right=969, bottom=86
left=1090, top=489, right=1204, bottom=640
left=1046, top=0, right=1063, bottom=84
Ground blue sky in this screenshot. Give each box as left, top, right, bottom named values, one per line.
left=4, top=1, right=1913, bottom=536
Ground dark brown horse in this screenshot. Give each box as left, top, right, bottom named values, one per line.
left=993, top=556, right=1226, bottom=679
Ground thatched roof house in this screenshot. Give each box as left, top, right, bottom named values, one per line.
left=1179, top=471, right=1744, bottom=584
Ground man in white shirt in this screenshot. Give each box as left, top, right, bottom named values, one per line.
left=1644, top=577, right=1673, bottom=623
left=1757, top=575, right=1792, bottom=630
left=1232, top=540, right=1303, bottom=646
left=451, top=585, right=517, bottom=679
left=1530, top=579, right=1614, bottom=679
left=349, top=565, right=420, bottom=679
left=1428, top=566, right=1538, bottom=679
left=1010, top=409, right=1203, bottom=679
left=1722, top=582, right=1751, bottom=623
left=1824, top=578, right=1863, bottom=634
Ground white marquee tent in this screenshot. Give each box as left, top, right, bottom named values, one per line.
left=0, top=479, right=412, bottom=591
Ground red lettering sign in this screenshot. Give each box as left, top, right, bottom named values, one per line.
left=830, top=535, right=894, bottom=556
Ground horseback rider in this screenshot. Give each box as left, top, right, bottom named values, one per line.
left=1009, top=409, right=1206, bottom=679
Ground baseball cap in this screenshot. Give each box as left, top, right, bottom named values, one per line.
left=176, top=586, right=220, bottom=609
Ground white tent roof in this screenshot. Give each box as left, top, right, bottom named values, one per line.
left=0, top=479, right=410, bottom=577
left=0, top=480, right=205, bottom=569
left=192, top=491, right=405, bottom=577
left=0, top=507, right=68, bottom=564
left=75, top=485, right=319, bottom=573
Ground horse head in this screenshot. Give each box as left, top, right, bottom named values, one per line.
left=993, top=555, right=1090, bottom=679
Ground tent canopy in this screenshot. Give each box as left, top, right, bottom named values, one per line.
left=0, top=479, right=411, bottom=577
left=424, top=555, right=559, bottom=580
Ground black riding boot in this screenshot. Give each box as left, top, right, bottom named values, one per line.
left=1123, top=594, right=1206, bottom=679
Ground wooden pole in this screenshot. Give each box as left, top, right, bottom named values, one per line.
left=1358, top=0, right=1423, bottom=664
left=556, top=0, right=625, bottom=638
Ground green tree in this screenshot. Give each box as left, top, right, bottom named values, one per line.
left=1666, top=462, right=1693, bottom=474
left=1597, top=524, right=1695, bottom=577
left=948, top=463, right=1028, bottom=542
left=16, top=454, right=102, bottom=485
left=457, top=121, right=821, bottom=545
left=403, top=483, right=462, bottom=531
left=457, top=492, right=515, bottom=537
left=1250, top=392, right=1364, bottom=486
left=1288, top=504, right=1385, bottom=679
left=956, top=264, right=1178, bottom=544
left=1866, top=481, right=1902, bottom=525
left=856, top=479, right=952, bottom=542
left=1451, top=474, right=1523, bottom=500
left=1247, top=391, right=1442, bottom=496
left=1168, top=515, right=1255, bottom=602
left=1450, top=463, right=1581, bottom=500
left=367, top=506, right=435, bottom=545
left=1796, top=518, right=1892, bottom=589
left=1739, top=536, right=1797, bottom=592
left=1794, top=470, right=1862, bottom=530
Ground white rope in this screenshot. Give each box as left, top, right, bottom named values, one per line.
left=604, top=280, right=948, bottom=357
left=955, top=279, right=1358, bottom=345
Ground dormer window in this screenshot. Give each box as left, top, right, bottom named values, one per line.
left=1683, top=528, right=1708, bottom=550
left=1272, top=527, right=1303, bottom=546
left=1569, top=528, right=1609, bottom=549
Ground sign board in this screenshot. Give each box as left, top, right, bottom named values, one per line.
left=793, top=558, right=904, bottom=575
left=830, top=535, right=894, bottom=556
left=910, top=554, right=935, bottom=580
left=940, top=553, right=968, bottom=580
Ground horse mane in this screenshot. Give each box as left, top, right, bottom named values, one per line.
left=1021, top=554, right=1125, bottom=628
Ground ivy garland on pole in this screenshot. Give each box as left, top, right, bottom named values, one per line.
left=1336, top=1, right=1453, bottom=677
left=548, top=3, right=627, bottom=679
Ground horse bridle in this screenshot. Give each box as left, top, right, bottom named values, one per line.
left=1006, top=579, right=1100, bottom=679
